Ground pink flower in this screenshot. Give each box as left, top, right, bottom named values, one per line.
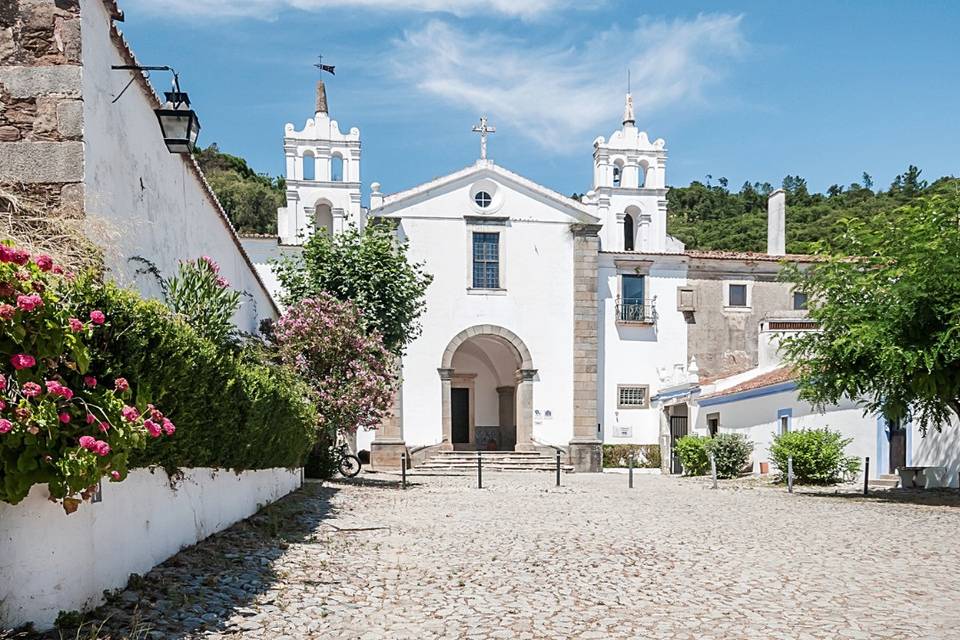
left=0, top=419, right=11, bottom=434
left=44, top=380, right=73, bottom=400
left=94, top=440, right=110, bottom=456
left=98, top=421, right=109, bottom=433
left=121, top=405, right=139, bottom=422
left=0, top=246, right=11, bottom=263
left=26, top=425, right=38, bottom=435
left=10, top=353, right=35, bottom=370
left=201, top=256, right=220, bottom=273
left=69, top=317, right=84, bottom=332
left=16, top=294, right=43, bottom=312
left=85, top=413, right=95, bottom=425
left=10, top=249, right=29, bottom=266
left=78, top=435, right=96, bottom=449
left=144, top=419, right=162, bottom=437
left=110, top=470, right=121, bottom=481
left=22, top=382, right=41, bottom=397
left=216, top=275, right=229, bottom=288
left=0, top=374, right=6, bottom=390
left=162, top=418, right=176, bottom=436
left=52, top=265, right=64, bottom=275
left=0, top=304, right=14, bottom=320
left=114, top=377, right=129, bottom=392
left=15, top=407, right=30, bottom=420
left=89, top=310, right=106, bottom=325
left=83, top=375, right=97, bottom=388
left=34, top=255, right=53, bottom=272
left=58, top=412, right=71, bottom=424
left=0, top=400, right=6, bottom=411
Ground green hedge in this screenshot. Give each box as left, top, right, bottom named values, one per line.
left=675, top=435, right=710, bottom=475
left=602, top=444, right=661, bottom=469
left=769, top=428, right=861, bottom=484
left=77, top=281, right=316, bottom=472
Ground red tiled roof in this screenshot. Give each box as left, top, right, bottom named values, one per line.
left=699, top=366, right=796, bottom=401
left=601, top=250, right=820, bottom=263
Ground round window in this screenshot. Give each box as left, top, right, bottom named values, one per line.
left=474, top=191, right=492, bottom=208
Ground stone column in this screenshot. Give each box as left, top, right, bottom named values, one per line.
left=514, top=369, right=538, bottom=451
left=497, top=386, right=516, bottom=450
left=370, top=364, right=407, bottom=470
left=568, top=223, right=603, bottom=472
left=438, top=368, right=455, bottom=451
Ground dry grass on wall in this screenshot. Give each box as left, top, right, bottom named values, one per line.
left=0, top=183, right=105, bottom=273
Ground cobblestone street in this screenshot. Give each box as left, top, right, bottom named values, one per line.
left=18, top=473, right=960, bottom=639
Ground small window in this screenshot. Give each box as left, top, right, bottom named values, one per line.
left=474, top=191, right=492, bottom=208
left=617, top=385, right=649, bottom=409
left=707, top=413, right=719, bottom=437
left=793, top=291, right=808, bottom=310
left=472, top=232, right=499, bottom=289
left=612, top=165, right=622, bottom=188
left=728, top=284, right=748, bottom=307
left=779, top=415, right=790, bottom=435
left=623, top=213, right=634, bottom=251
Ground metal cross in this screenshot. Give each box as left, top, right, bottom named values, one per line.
left=472, top=115, right=496, bottom=160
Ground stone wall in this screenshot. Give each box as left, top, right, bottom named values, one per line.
left=0, top=0, right=83, bottom=213
left=685, top=257, right=808, bottom=380
left=569, top=223, right=602, bottom=472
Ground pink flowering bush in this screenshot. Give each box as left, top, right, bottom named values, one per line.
left=0, top=244, right=173, bottom=512
left=275, top=295, right=396, bottom=436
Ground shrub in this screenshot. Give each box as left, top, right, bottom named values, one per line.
left=73, top=278, right=316, bottom=474
left=602, top=444, right=661, bottom=469
left=675, top=435, right=710, bottom=476
left=0, top=246, right=171, bottom=511
left=275, top=295, right=396, bottom=435
left=769, top=428, right=861, bottom=484
left=705, top=432, right=753, bottom=478
left=165, top=256, right=242, bottom=347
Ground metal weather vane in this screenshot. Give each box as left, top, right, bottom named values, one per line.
left=314, top=54, right=335, bottom=76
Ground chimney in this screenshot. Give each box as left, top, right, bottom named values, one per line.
left=370, top=182, right=383, bottom=209
left=767, top=189, right=786, bottom=255
left=315, top=80, right=328, bottom=114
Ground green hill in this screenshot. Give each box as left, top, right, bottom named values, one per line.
left=193, top=144, right=284, bottom=235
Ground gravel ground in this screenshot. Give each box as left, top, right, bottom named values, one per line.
left=7, top=472, right=960, bottom=639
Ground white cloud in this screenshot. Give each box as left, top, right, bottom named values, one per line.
left=124, top=0, right=579, bottom=19
left=391, top=15, right=746, bottom=151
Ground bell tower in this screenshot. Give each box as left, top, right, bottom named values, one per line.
left=589, top=93, right=672, bottom=253
left=277, top=80, right=363, bottom=244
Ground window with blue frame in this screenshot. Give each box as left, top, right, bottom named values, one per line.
left=472, top=232, right=500, bottom=289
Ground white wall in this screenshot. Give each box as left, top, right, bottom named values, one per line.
left=390, top=174, right=578, bottom=448
left=0, top=467, right=301, bottom=630
left=692, top=388, right=960, bottom=484
left=599, top=257, right=689, bottom=445
left=81, top=1, right=277, bottom=332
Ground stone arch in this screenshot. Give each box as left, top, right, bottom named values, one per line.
left=440, top=324, right=533, bottom=370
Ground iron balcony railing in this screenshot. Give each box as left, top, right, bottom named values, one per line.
left=616, top=297, right=657, bottom=324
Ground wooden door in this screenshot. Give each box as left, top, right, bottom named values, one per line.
left=451, top=388, right=470, bottom=444
left=670, top=416, right=688, bottom=474
left=889, top=422, right=906, bottom=474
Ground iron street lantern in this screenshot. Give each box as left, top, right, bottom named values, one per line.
left=111, top=64, right=201, bottom=154
left=155, top=89, right=200, bottom=154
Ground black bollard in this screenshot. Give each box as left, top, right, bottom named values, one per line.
left=401, top=452, right=407, bottom=490
left=555, top=449, right=561, bottom=487
left=628, top=454, right=634, bottom=489
left=477, top=451, right=483, bottom=489
left=863, top=456, right=869, bottom=496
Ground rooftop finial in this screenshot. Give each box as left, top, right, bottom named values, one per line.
left=622, top=92, right=635, bottom=127
left=472, top=115, right=496, bottom=160
left=313, top=54, right=335, bottom=114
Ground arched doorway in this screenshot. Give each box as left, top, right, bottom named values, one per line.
left=438, top=325, right=536, bottom=451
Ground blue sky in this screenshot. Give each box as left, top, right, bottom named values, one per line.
left=120, top=0, right=958, bottom=200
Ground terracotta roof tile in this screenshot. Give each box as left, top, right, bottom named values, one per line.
left=699, top=366, right=796, bottom=401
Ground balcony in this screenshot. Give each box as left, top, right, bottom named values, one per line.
left=616, top=297, right=656, bottom=325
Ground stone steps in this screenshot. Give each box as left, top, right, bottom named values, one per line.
left=869, top=473, right=900, bottom=489
left=417, top=451, right=575, bottom=473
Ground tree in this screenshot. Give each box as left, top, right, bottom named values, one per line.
left=780, top=191, right=960, bottom=433
left=275, top=295, right=396, bottom=436
left=194, top=143, right=285, bottom=235
left=275, top=223, right=432, bottom=355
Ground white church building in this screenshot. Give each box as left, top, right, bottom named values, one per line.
left=242, top=81, right=814, bottom=472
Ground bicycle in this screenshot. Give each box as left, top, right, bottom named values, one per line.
left=335, top=443, right=362, bottom=478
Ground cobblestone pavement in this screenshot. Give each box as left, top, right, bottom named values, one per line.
left=11, top=473, right=960, bottom=639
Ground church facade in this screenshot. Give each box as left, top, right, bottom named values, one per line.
left=242, top=82, right=811, bottom=472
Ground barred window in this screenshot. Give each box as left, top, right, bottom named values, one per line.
left=472, top=232, right=500, bottom=289
left=617, top=385, right=649, bottom=409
